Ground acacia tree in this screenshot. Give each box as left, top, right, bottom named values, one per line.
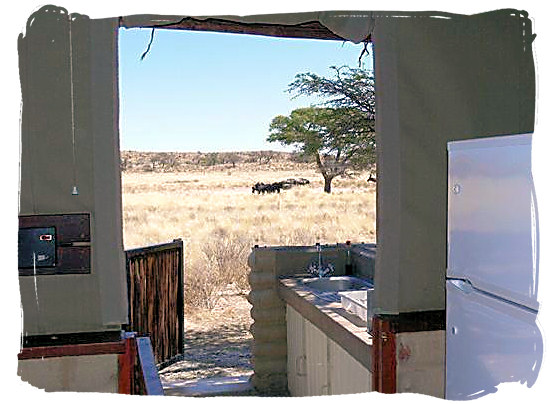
left=268, top=106, right=374, bottom=193
left=268, top=66, right=375, bottom=193
left=288, top=65, right=375, bottom=118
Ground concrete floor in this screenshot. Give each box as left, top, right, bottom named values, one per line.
left=162, top=375, right=257, bottom=397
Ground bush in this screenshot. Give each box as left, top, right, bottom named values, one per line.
left=184, top=230, right=253, bottom=311
left=184, top=260, right=226, bottom=311
left=201, top=230, right=253, bottom=293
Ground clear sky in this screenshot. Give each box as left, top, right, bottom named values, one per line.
left=118, top=28, right=372, bottom=152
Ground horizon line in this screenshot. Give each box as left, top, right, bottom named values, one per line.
left=120, top=149, right=298, bottom=153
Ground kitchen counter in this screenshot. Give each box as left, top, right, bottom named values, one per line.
left=278, top=276, right=372, bottom=371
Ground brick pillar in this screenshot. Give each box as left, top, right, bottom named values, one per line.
left=247, top=247, right=288, bottom=395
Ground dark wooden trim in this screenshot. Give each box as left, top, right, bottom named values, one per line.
left=118, top=334, right=137, bottom=394
left=176, top=240, right=184, bottom=355
left=150, top=17, right=345, bottom=41
left=18, top=332, right=159, bottom=395
left=22, top=331, right=122, bottom=348
left=125, top=238, right=183, bottom=259
left=371, top=310, right=444, bottom=393
left=376, top=310, right=445, bottom=333
left=372, top=315, right=396, bottom=394
left=18, top=341, right=126, bottom=360
left=136, top=337, right=164, bottom=395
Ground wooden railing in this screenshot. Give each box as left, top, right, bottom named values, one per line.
left=119, top=332, right=165, bottom=395
left=19, top=331, right=164, bottom=395
left=125, top=239, right=184, bottom=364
left=134, top=336, right=165, bottom=395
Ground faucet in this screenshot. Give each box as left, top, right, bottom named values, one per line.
left=307, top=243, right=335, bottom=278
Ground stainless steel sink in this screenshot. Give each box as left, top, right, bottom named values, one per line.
left=301, top=276, right=371, bottom=292
left=296, top=276, right=373, bottom=303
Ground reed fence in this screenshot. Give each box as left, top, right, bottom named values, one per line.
left=125, top=239, right=184, bottom=364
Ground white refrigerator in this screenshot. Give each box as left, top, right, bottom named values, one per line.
left=446, top=133, right=543, bottom=400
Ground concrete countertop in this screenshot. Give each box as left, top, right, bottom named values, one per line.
left=278, top=276, right=372, bottom=371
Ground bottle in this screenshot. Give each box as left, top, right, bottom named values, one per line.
left=344, top=240, right=353, bottom=276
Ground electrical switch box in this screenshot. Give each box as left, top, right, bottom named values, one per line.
left=18, top=227, right=57, bottom=269
left=18, top=213, right=91, bottom=276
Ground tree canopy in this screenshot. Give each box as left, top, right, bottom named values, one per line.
left=268, top=66, right=375, bottom=193
left=288, top=65, right=375, bottom=118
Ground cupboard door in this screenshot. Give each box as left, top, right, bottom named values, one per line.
left=328, top=339, right=371, bottom=394
left=304, top=319, right=329, bottom=396
left=286, top=305, right=308, bottom=396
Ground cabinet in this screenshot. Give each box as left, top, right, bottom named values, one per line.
left=286, top=305, right=371, bottom=396
left=304, top=316, right=329, bottom=395
left=286, top=303, right=308, bottom=396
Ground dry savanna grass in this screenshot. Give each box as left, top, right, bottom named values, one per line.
left=121, top=158, right=376, bottom=312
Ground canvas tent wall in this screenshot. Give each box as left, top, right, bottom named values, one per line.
left=372, top=10, right=535, bottom=315
left=18, top=7, right=127, bottom=336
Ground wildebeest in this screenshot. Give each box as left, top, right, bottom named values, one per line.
left=367, top=174, right=377, bottom=183
left=252, top=182, right=267, bottom=194
left=252, top=182, right=281, bottom=194
left=272, top=182, right=283, bottom=193
left=252, top=178, right=310, bottom=195
left=283, top=178, right=309, bottom=187
left=284, top=178, right=298, bottom=186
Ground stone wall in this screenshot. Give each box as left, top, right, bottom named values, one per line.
left=247, top=247, right=289, bottom=395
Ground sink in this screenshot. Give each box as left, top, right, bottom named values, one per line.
left=289, top=275, right=374, bottom=327
left=301, top=276, right=372, bottom=292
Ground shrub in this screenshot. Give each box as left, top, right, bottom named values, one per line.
left=200, top=230, right=253, bottom=293
left=183, top=230, right=253, bottom=311
left=184, top=260, right=226, bottom=311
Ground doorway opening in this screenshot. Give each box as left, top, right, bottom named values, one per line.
left=118, top=25, right=375, bottom=395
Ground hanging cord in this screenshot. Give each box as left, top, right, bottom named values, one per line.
left=68, top=14, right=79, bottom=195
left=141, top=28, right=156, bottom=60
left=357, top=36, right=371, bottom=68
left=358, top=14, right=376, bottom=68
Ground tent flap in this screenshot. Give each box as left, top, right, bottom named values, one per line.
left=119, top=11, right=377, bottom=43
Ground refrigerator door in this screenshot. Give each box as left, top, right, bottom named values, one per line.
left=447, top=134, right=538, bottom=311
left=446, top=280, right=542, bottom=400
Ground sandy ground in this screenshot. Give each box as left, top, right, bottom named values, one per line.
left=158, top=288, right=254, bottom=384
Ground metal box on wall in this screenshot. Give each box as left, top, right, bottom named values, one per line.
left=17, top=212, right=125, bottom=338
left=18, top=214, right=91, bottom=276
left=18, top=227, right=57, bottom=269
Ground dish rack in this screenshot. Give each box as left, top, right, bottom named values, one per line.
left=339, top=289, right=374, bottom=331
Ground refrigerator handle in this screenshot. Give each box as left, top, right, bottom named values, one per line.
left=448, top=278, right=474, bottom=294
left=530, top=173, right=540, bottom=299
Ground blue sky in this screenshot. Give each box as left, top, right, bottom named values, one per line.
left=118, top=28, right=371, bottom=152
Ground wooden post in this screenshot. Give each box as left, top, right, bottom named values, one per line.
left=174, top=239, right=185, bottom=356
left=118, top=332, right=137, bottom=394
left=371, top=315, right=396, bottom=394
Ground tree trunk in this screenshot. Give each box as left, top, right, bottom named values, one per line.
left=323, top=175, right=333, bottom=193
left=316, top=153, right=335, bottom=193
